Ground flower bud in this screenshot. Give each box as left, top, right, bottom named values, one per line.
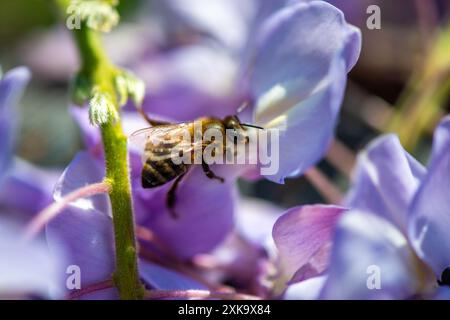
left=89, top=89, right=119, bottom=126
left=70, top=0, right=120, bottom=33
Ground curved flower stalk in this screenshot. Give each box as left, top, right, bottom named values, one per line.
left=273, top=116, right=450, bottom=299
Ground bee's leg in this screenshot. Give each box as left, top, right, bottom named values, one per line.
left=201, top=162, right=225, bottom=183
left=166, top=173, right=186, bottom=219
left=137, top=106, right=170, bottom=126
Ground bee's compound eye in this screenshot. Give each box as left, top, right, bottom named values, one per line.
left=439, top=266, right=450, bottom=286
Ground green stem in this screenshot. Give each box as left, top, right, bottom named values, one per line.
left=65, top=12, right=144, bottom=299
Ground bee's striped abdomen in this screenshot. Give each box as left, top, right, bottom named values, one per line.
left=141, top=160, right=189, bottom=188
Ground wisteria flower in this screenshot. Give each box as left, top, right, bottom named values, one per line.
left=273, top=116, right=450, bottom=299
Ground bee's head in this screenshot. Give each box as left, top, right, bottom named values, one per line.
left=223, top=115, right=244, bottom=131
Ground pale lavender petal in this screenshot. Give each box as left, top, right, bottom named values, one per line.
left=121, top=110, right=149, bottom=137
left=154, top=0, right=257, bottom=51
left=135, top=165, right=241, bottom=259
left=408, top=116, right=450, bottom=277
left=207, top=234, right=270, bottom=294
left=321, top=211, right=433, bottom=300
left=346, top=135, right=425, bottom=233
left=0, top=159, right=59, bottom=217
left=139, top=261, right=207, bottom=290
left=235, top=197, right=283, bottom=248
left=283, top=275, right=327, bottom=300
left=20, top=26, right=149, bottom=82
left=53, top=151, right=110, bottom=215
left=0, top=67, right=30, bottom=180
left=250, top=1, right=361, bottom=182
left=69, top=106, right=101, bottom=153
left=207, top=197, right=283, bottom=292
left=0, top=217, right=64, bottom=298
left=157, top=0, right=292, bottom=56
left=272, top=205, right=346, bottom=282
left=45, top=205, right=117, bottom=299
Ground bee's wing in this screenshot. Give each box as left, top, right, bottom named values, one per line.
left=129, top=123, right=198, bottom=162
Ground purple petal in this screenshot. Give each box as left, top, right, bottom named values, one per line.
left=321, top=211, right=433, bottom=299
left=134, top=165, right=241, bottom=260
left=0, top=67, right=30, bottom=180
left=155, top=0, right=258, bottom=51
left=69, top=106, right=101, bottom=153
left=45, top=205, right=117, bottom=299
left=235, top=197, right=283, bottom=248
left=346, top=134, right=425, bottom=233
left=0, top=216, right=64, bottom=298
left=272, top=205, right=346, bottom=282
left=434, top=287, right=450, bottom=300
left=408, top=116, right=450, bottom=277
left=249, top=1, right=361, bottom=182
left=54, top=151, right=110, bottom=215
left=139, top=260, right=208, bottom=290
left=207, top=234, right=271, bottom=295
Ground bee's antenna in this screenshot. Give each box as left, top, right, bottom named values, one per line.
left=241, top=123, right=265, bottom=130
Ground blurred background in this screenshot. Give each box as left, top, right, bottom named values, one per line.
left=0, top=0, right=449, bottom=209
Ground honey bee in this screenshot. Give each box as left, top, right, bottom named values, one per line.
left=130, top=112, right=263, bottom=218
